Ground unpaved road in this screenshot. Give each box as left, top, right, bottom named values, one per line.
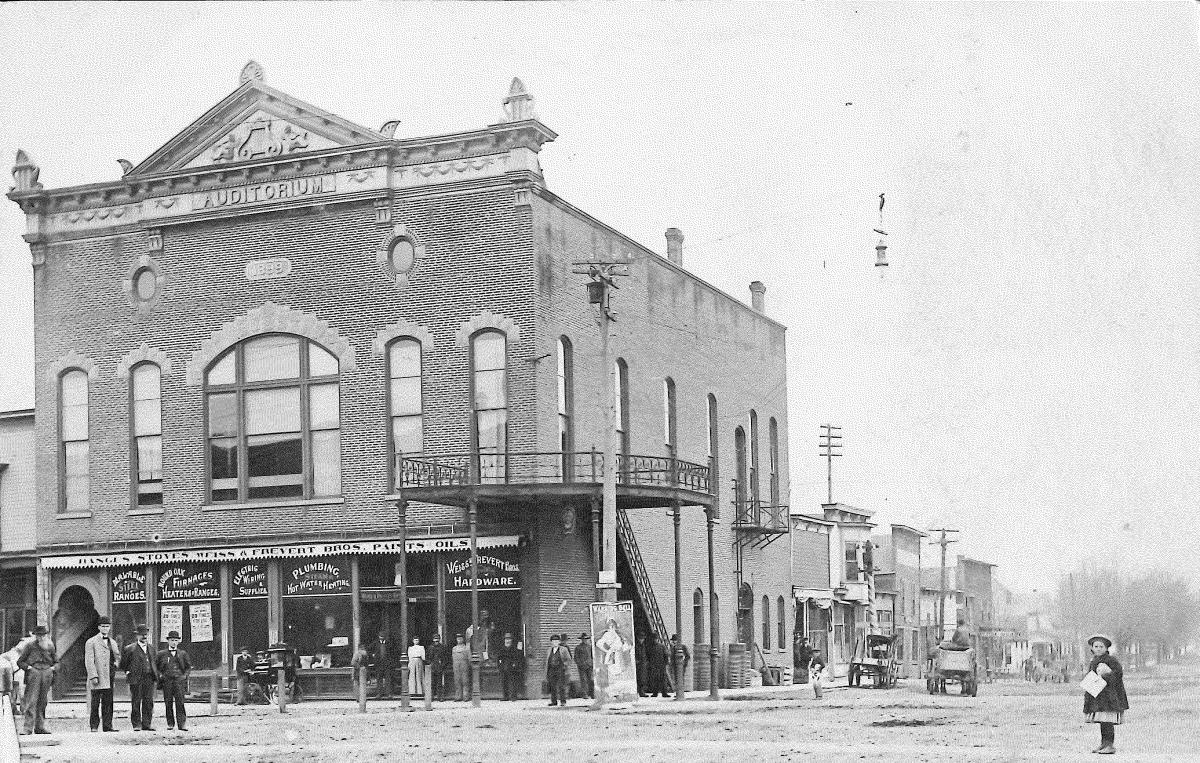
left=15, top=660, right=1196, bottom=762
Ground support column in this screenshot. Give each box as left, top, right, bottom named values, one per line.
left=590, top=495, right=601, bottom=577
left=469, top=494, right=481, bottom=707
left=266, top=561, right=281, bottom=645
left=673, top=499, right=684, bottom=700
left=350, top=557, right=362, bottom=656
left=146, top=565, right=157, bottom=645
left=220, top=564, right=232, bottom=674
left=398, top=499, right=411, bottom=711
left=706, top=505, right=720, bottom=700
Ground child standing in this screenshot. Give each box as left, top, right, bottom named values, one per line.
left=1083, top=634, right=1129, bottom=755
left=808, top=647, right=826, bottom=699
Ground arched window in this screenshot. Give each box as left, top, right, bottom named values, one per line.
left=777, top=596, right=786, bottom=650
left=205, top=334, right=341, bottom=503
left=131, top=363, right=162, bottom=507
left=388, top=338, right=423, bottom=461
left=712, top=591, right=721, bottom=646
left=769, top=417, right=780, bottom=507
left=471, top=330, right=507, bottom=482
left=615, top=358, right=630, bottom=460
left=663, top=377, right=677, bottom=457
left=557, top=337, right=573, bottom=478
left=737, top=583, right=754, bottom=645
left=59, top=369, right=89, bottom=512
left=749, top=410, right=760, bottom=506
left=692, top=588, right=705, bottom=645
left=734, top=426, right=748, bottom=518
left=707, top=393, right=719, bottom=518
left=762, top=594, right=771, bottom=649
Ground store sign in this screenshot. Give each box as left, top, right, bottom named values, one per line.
left=233, top=563, right=268, bottom=598
left=158, top=565, right=220, bottom=600
left=445, top=549, right=520, bottom=592
left=283, top=558, right=351, bottom=596
left=41, top=536, right=521, bottom=569
left=111, top=568, right=147, bottom=603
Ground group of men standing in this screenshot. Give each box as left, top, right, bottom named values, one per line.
left=354, top=630, right=521, bottom=702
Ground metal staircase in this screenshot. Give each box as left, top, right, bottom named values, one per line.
left=615, top=508, right=669, bottom=645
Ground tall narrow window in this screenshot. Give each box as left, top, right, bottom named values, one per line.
left=749, top=410, right=760, bottom=506
left=131, top=363, right=162, bottom=507
left=693, top=588, right=705, bottom=645
left=762, top=594, right=771, bottom=649
left=471, top=330, right=507, bottom=482
left=707, top=393, right=719, bottom=518
left=205, top=334, right=341, bottom=503
left=777, top=596, right=786, bottom=649
left=737, top=583, right=754, bottom=645
left=663, top=377, right=677, bottom=457
left=768, top=417, right=780, bottom=507
left=59, top=370, right=89, bottom=513
left=734, top=426, right=748, bottom=518
left=557, top=337, right=574, bottom=479
left=615, top=358, right=630, bottom=461
left=712, top=591, right=721, bottom=646
left=388, top=339, right=423, bottom=462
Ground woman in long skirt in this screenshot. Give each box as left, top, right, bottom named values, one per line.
left=408, top=636, right=426, bottom=697
left=1083, top=634, right=1129, bottom=755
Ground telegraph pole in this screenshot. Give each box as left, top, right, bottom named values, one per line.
left=928, top=528, right=959, bottom=643
left=818, top=425, right=842, bottom=503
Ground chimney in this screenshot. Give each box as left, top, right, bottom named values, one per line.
left=665, top=228, right=683, bottom=266
left=750, top=281, right=766, bottom=313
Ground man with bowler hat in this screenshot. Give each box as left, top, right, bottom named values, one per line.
left=574, top=633, right=594, bottom=699
left=119, top=625, right=157, bottom=730
left=425, top=633, right=448, bottom=701
left=84, top=616, right=119, bottom=732
left=16, top=625, right=55, bottom=735
left=496, top=633, right=525, bottom=701
left=155, top=631, right=192, bottom=731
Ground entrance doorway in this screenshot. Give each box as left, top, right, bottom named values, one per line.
left=53, top=585, right=99, bottom=695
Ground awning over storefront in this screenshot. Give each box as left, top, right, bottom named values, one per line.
left=41, top=535, right=521, bottom=569
left=793, top=587, right=834, bottom=609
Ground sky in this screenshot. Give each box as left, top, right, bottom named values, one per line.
left=1, top=2, right=1197, bottom=596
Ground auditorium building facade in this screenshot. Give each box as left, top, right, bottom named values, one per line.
left=8, top=63, right=794, bottom=697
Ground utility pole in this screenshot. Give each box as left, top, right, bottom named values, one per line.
left=928, top=528, right=959, bottom=643
left=573, top=261, right=630, bottom=604
left=818, top=425, right=842, bottom=504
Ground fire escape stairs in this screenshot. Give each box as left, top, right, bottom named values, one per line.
left=615, top=507, right=670, bottom=645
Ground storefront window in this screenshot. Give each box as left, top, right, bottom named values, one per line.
left=281, top=557, right=352, bottom=667
left=110, top=568, right=148, bottom=648
left=443, top=549, right=521, bottom=658
left=0, top=570, right=37, bottom=651
left=231, top=563, right=269, bottom=660
left=156, top=564, right=221, bottom=669
left=359, top=554, right=436, bottom=590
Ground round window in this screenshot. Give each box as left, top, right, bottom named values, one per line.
left=133, top=268, right=158, bottom=301
left=389, top=239, right=415, bottom=274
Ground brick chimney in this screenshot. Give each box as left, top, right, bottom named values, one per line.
left=750, top=281, right=766, bottom=313
left=665, top=228, right=683, bottom=266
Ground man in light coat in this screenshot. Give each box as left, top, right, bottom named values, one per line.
left=84, top=616, right=120, bottom=732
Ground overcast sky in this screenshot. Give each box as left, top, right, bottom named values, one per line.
left=2, top=2, right=1197, bottom=595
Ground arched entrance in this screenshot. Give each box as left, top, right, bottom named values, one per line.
left=53, top=586, right=99, bottom=697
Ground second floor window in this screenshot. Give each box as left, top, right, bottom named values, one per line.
left=557, top=337, right=574, bottom=477
left=59, top=369, right=89, bottom=512
left=615, top=358, right=630, bottom=459
left=388, top=339, right=423, bottom=457
left=663, top=377, right=677, bottom=457
left=205, top=334, right=341, bottom=503
left=131, top=363, right=162, bottom=507
left=471, top=330, right=507, bottom=481
left=768, top=417, right=780, bottom=506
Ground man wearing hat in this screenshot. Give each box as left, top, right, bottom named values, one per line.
left=15, top=625, right=55, bottom=735
left=84, top=616, right=120, bottom=732
left=155, top=631, right=192, bottom=731
left=496, top=632, right=525, bottom=701
left=120, top=625, right=158, bottom=730
left=573, top=633, right=594, bottom=700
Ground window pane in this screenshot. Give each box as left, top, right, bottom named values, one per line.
left=65, top=474, right=89, bottom=513
left=389, top=239, right=415, bottom=273
left=136, top=435, right=162, bottom=481
left=389, top=340, right=421, bottom=379
left=309, top=384, right=340, bottom=430
left=210, top=438, right=238, bottom=480
left=207, top=351, right=236, bottom=385
left=64, top=441, right=88, bottom=512
left=472, top=333, right=505, bottom=371
left=390, top=377, right=421, bottom=417
left=134, top=268, right=157, bottom=301
left=61, top=402, right=88, bottom=441
left=476, top=409, right=506, bottom=453
left=138, top=484, right=163, bottom=506
left=245, top=387, right=301, bottom=435
left=244, top=335, right=300, bottom=382
left=473, top=369, right=506, bottom=409
left=134, top=397, right=161, bottom=437
left=61, top=371, right=88, bottom=406
left=311, top=429, right=341, bottom=496
left=133, top=365, right=160, bottom=401
left=392, top=416, right=422, bottom=455
left=247, top=433, right=303, bottom=478
left=309, top=343, right=339, bottom=377
left=208, top=393, right=238, bottom=438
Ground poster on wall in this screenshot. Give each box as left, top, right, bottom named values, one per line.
left=160, top=605, right=183, bottom=638
left=190, top=603, right=214, bottom=642
left=590, top=601, right=638, bottom=704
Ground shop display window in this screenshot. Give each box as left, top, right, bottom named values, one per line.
left=156, top=563, right=221, bottom=669
left=281, top=557, right=352, bottom=667
left=231, top=562, right=269, bottom=660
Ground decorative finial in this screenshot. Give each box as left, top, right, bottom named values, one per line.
left=240, top=60, right=265, bottom=85
left=12, top=150, right=41, bottom=192
left=503, top=77, right=535, bottom=122
left=380, top=120, right=401, bottom=139
left=117, top=159, right=133, bottom=175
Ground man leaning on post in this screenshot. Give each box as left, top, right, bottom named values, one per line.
left=120, top=625, right=157, bottom=730
left=155, top=630, right=192, bottom=731
left=84, top=616, right=119, bottom=732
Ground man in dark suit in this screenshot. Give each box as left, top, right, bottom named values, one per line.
left=371, top=631, right=393, bottom=699
left=118, top=625, right=157, bottom=731
left=154, top=631, right=192, bottom=731
left=496, top=632, right=525, bottom=701
left=425, top=633, right=448, bottom=701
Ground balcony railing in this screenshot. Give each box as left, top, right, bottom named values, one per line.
left=731, top=491, right=789, bottom=533
left=396, top=451, right=711, bottom=494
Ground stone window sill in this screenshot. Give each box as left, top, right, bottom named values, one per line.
left=56, top=511, right=93, bottom=520
left=202, top=497, right=345, bottom=512
left=128, top=507, right=165, bottom=516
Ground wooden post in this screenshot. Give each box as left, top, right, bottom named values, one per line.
left=399, top=499, right=411, bottom=712
left=210, top=672, right=219, bottom=716
left=673, top=499, right=683, bottom=701
left=277, top=668, right=287, bottom=713
left=706, top=504, right=720, bottom=701
left=469, top=494, right=482, bottom=708
left=423, top=663, right=433, bottom=711
left=358, top=667, right=367, bottom=713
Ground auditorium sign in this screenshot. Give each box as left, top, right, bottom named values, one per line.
left=191, top=175, right=336, bottom=212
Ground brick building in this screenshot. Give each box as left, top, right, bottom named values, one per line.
left=0, top=409, right=38, bottom=648
left=872, top=523, right=926, bottom=677
left=7, top=64, right=792, bottom=697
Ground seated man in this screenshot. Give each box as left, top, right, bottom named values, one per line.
left=939, top=618, right=972, bottom=652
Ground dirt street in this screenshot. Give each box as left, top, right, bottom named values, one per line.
left=14, top=660, right=1196, bottom=762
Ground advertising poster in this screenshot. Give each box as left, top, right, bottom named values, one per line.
left=160, top=605, right=183, bottom=638
left=190, top=603, right=214, bottom=642
left=590, top=601, right=638, bottom=703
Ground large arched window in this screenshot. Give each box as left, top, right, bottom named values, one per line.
left=734, top=426, right=748, bottom=516
left=205, top=334, right=340, bottom=503
left=59, top=369, right=89, bottom=512
left=777, top=595, right=786, bottom=650
left=557, top=337, right=574, bottom=478
left=471, top=330, right=507, bottom=482
left=131, top=363, right=162, bottom=507
left=749, top=410, right=761, bottom=506
left=615, top=358, right=630, bottom=460
left=692, top=588, right=705, bottom=645
left=388, top=338, right=423, bottom=459
left=663, top=377, right=677, bottom=457
left=769, top=417, right=780, bottom=507
left=762, top=594, right=771, bottom=649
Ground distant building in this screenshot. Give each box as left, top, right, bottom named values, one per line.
left=791, top=512, right=834, bottom=664
left=817, top=503, right=875, bottom=676
left=872, top=524, right=926, bottom=677
left=0, top=409, right=38, bottom=648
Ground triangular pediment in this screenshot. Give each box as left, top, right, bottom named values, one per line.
left=130, top=78, right=385, bottom=176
